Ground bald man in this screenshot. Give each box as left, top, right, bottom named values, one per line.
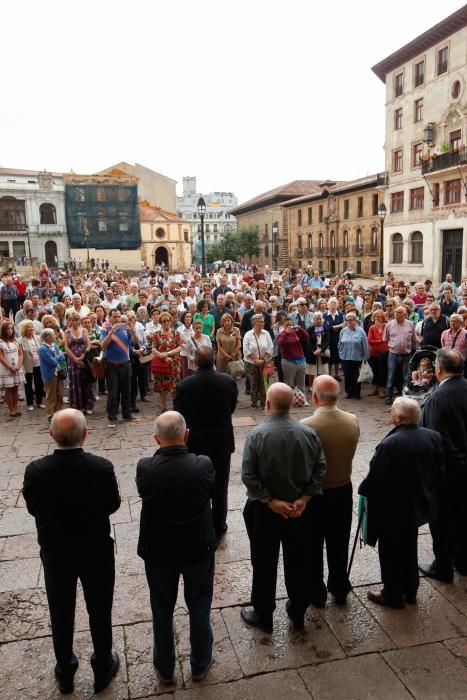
left=23, top=409, right=121, bottom=694
left=301, top=375, right=360, bottom=606
left=241, top=383, right=326, bottom=632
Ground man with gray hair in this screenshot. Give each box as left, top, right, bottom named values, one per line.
left=23, top=409, right=121, bottom=694
left=359, top=397, right=444, bottom=609
left=301, top=375, right=360, bottom=606
left=136, top=411, right=216, bottom=685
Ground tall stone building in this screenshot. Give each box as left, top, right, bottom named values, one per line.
left=372, top=5, right=467, bottom=283
left=284, top=175, right=386, bottom=276
left=0, top=168, right=68, bottom=269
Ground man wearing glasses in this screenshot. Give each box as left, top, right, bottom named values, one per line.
left=290, top=298, right=313, bottom=330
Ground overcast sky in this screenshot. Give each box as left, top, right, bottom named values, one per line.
left=1, top=1, right=464, bottom=205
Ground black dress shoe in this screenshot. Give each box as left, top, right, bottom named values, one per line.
left=240, top=607, right=273, bottom=633
left=285, top=600, right=305, bottom=628
left=310, top=597, right=326, bottom=609
left=55, top=673, right=74, bottom=695
left=367, top=590, right=405, bottom=609
left=130, top=406, right=140, bottom=413
left=216, top=525, right=228, bottom=540
left=333, top=594, right=348, bottom=606
left=94, top=652, right=120, bottom=693
left=419, top=563, right=454, bottom=583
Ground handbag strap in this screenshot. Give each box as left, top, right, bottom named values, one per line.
left=451, top=329, right=462, bottom=349
left=109, top=330, right=130, bottom=358
left=254, top=332, right=263, bottom=359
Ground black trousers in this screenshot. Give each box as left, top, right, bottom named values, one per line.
left=341, top=360, right=362, bottom=398
left=243, top=499, right=313, bottom=621
left=1, top=298, right=18, bottom=318
left=193, top=447, right=230, bottom=536
left=106, top=361, right=132, bottom=420
left=430, top=476, right=467, bottom=575
left=309, top=483, right=353, bottom=599
left=378, top=529, right=419, bottom=606
left=25, top=366, right=45, bottom=406
left=130, top=357, right=148, bottom=407
left=41, top=541, right=115, bottom=678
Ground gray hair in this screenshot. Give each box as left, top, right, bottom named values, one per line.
left=313, top=311, right=323, bottom=321
left=154, top=411, right=186, bottom=441
left=449, top=314, right=463, bottom=323
left=50, top=409, right=87, bottom=447
left=345, top=312, right=358, bottom=321
left=41, top=328, right=55, bottom=342
left=392, top=397, right=421, bottom=425
left=251, top=313, right=264, bottom=325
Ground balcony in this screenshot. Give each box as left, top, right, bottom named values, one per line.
left=27, top=224, right=66, bottom=236
left=0, top=223, right=27, bottom=232
left=377, top=171, right=389, bottom=187
left=421, top=147, right=467, bottom=175
left=302, top=248, right=312, bottom=257
left=295, top=248, right=303, bottom=257
left=337, top=246, right=349, bottom=255
left=352, top=245, right=364, bottom=256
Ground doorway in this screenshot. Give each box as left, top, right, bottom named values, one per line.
left=155, top=246, right=169, bottom=267
left=442, top=229, right=463, bottom=283
left=45, top=240, right=58, bottom=268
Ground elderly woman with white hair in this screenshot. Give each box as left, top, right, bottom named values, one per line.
left=243, top=313, right=273, bottom=409
left=305, top=311, right=330, bottom=388
left=39, top=328, right=65, bottom=422
left=338, top=313, right=369, bottom=400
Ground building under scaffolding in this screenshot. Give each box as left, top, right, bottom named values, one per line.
left=64, top=171, right=141, bottom=251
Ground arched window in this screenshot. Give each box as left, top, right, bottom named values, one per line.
left=391, top=233, right=403, bottom=264
left=410, top=231, right=423, bottom=264
left=318, top=233, right=323, bottom=251
left=356, top=228, right=362, bottom=248
left=297, top=234, right=302, bottom=251
left=40, top=203, right=56, bottom=224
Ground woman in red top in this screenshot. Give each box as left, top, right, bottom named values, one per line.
left=277, top=317, right=309, bottom=403
left=367, top=309, right=389, bottom=397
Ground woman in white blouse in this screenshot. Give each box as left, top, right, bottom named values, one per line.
left=20, top=321, right=45, bottom=410
left=242, top=313, right=273, bottom=409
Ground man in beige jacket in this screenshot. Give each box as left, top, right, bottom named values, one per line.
left=301, top=375, right=360, bottom=606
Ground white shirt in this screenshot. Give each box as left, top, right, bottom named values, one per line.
left=243, top=329, right=273, bottom=362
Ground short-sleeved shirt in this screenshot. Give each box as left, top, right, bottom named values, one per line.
left=101, top=327, right=131, bottom=363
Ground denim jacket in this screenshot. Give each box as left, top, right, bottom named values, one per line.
left=39, top=342, right=64, bottom=382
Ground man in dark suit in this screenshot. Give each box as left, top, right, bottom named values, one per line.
left=359, top=397, right=444, bottom=609
left=174, top=346, right=238, bottom=538
left=240, top=300, right=272, bottom=337
left=22, top=409, right=121, bottom=695
left=136, top=411, right=216, bottom=685
left=420, top=348, right=467, bottom=582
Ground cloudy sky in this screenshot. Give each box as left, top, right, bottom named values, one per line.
left=0, top=1, right=464, bottom=204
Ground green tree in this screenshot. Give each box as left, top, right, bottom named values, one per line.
left=237, top=226, right=259, bottom=261
left=206, top=243, right=224, bottom=264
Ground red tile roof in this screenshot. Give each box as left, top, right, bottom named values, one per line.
left=139, top=203, right=187, bottom=224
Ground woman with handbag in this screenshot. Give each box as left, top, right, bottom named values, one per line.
left=306, top=311, right=330, bottom=390
left=20, top=321, right=45, bottom=411
left=277, top=317, right=309, bottom=405
left=39, top=328, right=65, bottom=422
left=367, top=310, right=388, bottom=397
left=150, top=311, right=182, bottom=414
left=338, top=312, right=370, bottom=400
left=242, top=313, right=273, bottom=409
left=64, top=312, right=94, bottom=415
left=216, top=313, right=241, bottom=374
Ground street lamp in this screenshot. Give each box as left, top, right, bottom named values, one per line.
left=377, top=202, right=387, bottom=278
left=197, top=196, right=207, bottom=276
left=84, top=228, right=90, bottom=271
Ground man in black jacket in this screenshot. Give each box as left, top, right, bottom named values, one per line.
left=136, top=411, right=216, bottom=685
left=359, top=397, right=444, bottom=609
left=22, top=409, right=121, bottom=695
left=174, top=346, right=238, bottom=538
left=420, top=348, right=467, bottom=582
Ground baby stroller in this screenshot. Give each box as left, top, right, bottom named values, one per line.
left=403, top=345, right=438, bottom=406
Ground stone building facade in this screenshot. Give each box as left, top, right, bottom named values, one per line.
left=284, top=175, right=385, bottom=276
left=0, top=168, right=69, bottom=269
left=372, top=6, right=467, bottom=283
left=139, top=204, right=192, bottom=272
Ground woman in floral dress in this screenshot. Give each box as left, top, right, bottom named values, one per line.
left=64, top=312, right=94, bottom=414
left=0, top=320, right=25, bottom=417
left=150, top=312, right=181, bottom=413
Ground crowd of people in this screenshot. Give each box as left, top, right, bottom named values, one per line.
left=3, top=261, right=467, bottom=692
left=2, top=262, right=467, bottom=421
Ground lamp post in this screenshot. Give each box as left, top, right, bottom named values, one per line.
left=25, top=224, right=32, bottom=268
left=84, top=228, right=90, bottom=271
left=377, top=202, right=387, bottom=278
left=197, top=196, right=207, bottom=276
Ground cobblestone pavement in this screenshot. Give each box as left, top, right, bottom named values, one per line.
left=1, top=383, right=467, bottom=699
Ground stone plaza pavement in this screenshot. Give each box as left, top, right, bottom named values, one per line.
left=1, top=384, right=467, bottom=699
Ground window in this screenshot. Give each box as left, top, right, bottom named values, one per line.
left=410, top=187, right=424, bottom=210
left=213, top=224, right=218, bottom=233
left=371, top=227, right=378, bottom=250
left=318, top=205, right=323, bottom=223
left=356, top=261, right=362, bottom=274
left=356, top=228, right=362, bottom=248
left=371, top=261, right=378, bottom=275
left=391, top=191, right=404, bottom=213
left=297, top=234, right=302, bottom=251
left=118, top=188, right=130, bottom=202
left=318, top=233, right=323, bottom=251
left=391, top=233, right=403, bottom=263
left=12, top=241, right=26, bottom=259
left=214, top=234, right=218, bottom=241
left=206, top=235, right=210, bottom=242
left=357, top=197, right=363, bottom=217
left=394, top=72, right=403, bottom=97
left=330, top=231, right=336, bottom=249
left=297, top=209, right=302, bottom=226
left=445, top=179, right=461, bottom=204
left=308, top=233, right=312, bottom=250
left=343, top=199, right=349, bottom=219
left=410, top=231, right=423, bottom=263
left=433, top=183, right=440, bottom=207
left=437, top=46, right=448, bottom=75
left=450, top=129, right=462, bottom=151
left=393, top=149, right=403, bottom=173
left=452, top=80, right=461, bottom=99
left=184, top=230, right=189, bottom=242
left=98, top=220, right=107, bottom=232
left=394, top=108, right=403, bottom=130
left=197, top=224, right=201, bottom=233
left=372, top=194, right=379, bottom=216
left=39, top=203, right=57, bottom=224
left=343, top=260, right=348, bottom=271
left=414, top=98, right=423, bottom=122
left=156, top=227, right=165, bottom=238
left=307, top=207, right=312, bottom=225
left=0, top=196, right=26, bottom=231
left=193, top=212, right=197, bottom=219
left=96, top=188, right=106, bottom=202
left=343, top=231, right=348, bottom=250
left=414, top=60, right=425, bottom=87
left=119, top=223, right=128, bottom=231
left=75, top=187, right=85, bottom=202
left=412, top=142, right=423, bottom=168
left=205, top=224, right=210, bottom=232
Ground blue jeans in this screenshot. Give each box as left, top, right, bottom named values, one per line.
left=386, top=353, right=410, bottom=398
left=144, top=556, right=214, bottom=678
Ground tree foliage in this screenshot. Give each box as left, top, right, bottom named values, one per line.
left=204, top=226, right=259, bottom=264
